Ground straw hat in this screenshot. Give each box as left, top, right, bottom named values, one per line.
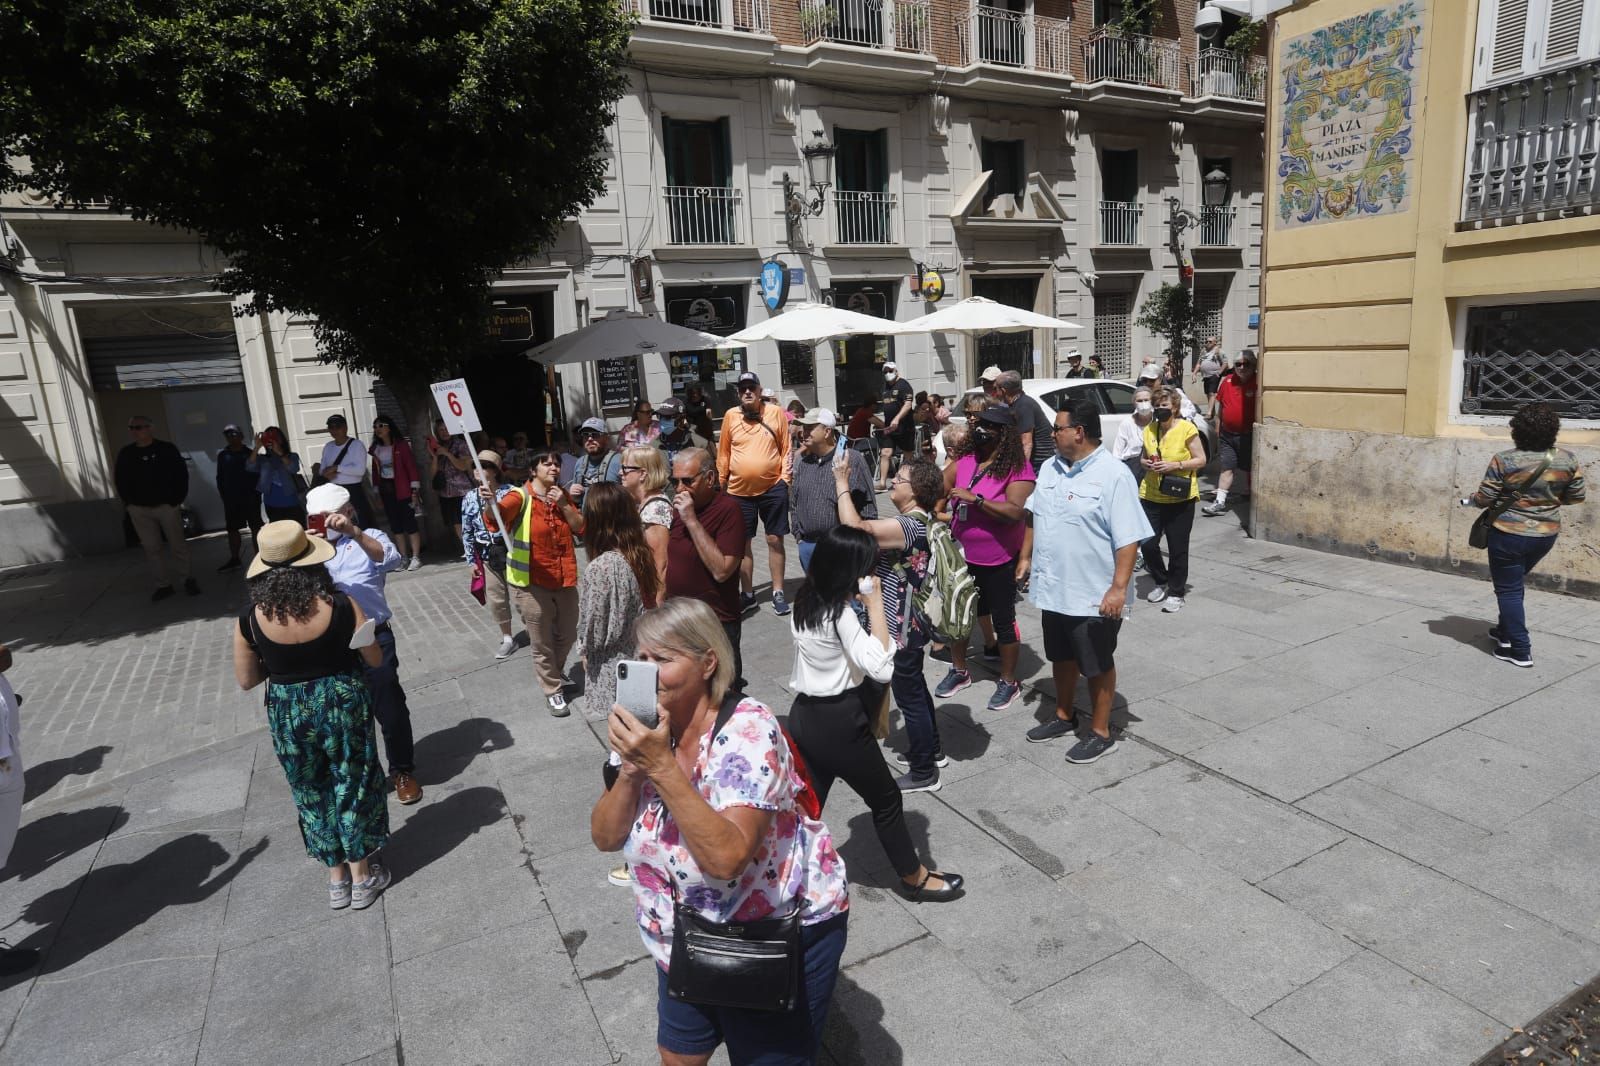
left=246, top=520, right=336, bottom=579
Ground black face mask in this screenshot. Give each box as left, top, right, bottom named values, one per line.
left=1153, top=408, right=1173, bottom=423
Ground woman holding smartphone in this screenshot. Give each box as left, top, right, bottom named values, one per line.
left=786, top=526, right=963, bottom=903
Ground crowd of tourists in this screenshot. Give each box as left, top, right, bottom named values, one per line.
left=72, top=345, right=1578, bottom=1066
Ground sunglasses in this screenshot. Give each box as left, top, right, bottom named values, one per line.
left=672, top=473, right=704, bottom=486
left=619, top=464, right=643, bottom=475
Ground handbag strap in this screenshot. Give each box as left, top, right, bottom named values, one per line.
left=326, top=439, right=354, bottom=476
left=1485, top=451, right=1553, bottom=524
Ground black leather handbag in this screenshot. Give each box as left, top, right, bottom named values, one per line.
left=1158, top=472, right=1192, bottom=498
left=1469, top=452, right=1551, bottom=549
left=666, top=895, right=802, bottom=1012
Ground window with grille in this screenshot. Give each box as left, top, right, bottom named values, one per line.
left=1195, top=288, right=1224, bottom=348
left=1461, top=301, right=1600, bottom=419
left=1094, top=292, right=1132, bottom=380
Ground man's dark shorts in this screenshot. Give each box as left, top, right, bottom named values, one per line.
left=1042, top=610, right=1121, bottom=678
left=223, top=493, right=262, bottom=532
left=736, top=481, right=791, bottom=538
left=1202, top=374, right=1222, bottom=397
left=884, top=425, right=916, bottom=453
left=1218, top=430, right=1253, bottom=473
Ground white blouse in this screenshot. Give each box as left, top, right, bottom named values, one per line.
left=789, top=606, right=895, bottom=697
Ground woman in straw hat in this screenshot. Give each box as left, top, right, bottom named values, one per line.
left=232, top=520, right=393, bottom=911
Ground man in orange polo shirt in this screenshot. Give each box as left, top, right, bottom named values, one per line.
left=717, top=371, right=792, bottom=616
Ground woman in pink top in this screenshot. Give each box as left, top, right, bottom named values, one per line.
left=937, top=404, right=1035, bottom=712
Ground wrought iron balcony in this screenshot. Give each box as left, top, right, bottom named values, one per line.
left=1190, top=48, right=1266, bottom=101
left=834, top=190, right=897, bottom=244
left=627, top=0, right=770, bottom=33
left=1081, top=28, right=1182, bottom=92
left=664, top=186, right=743, bottom=245
left=1197, top=205, right=1238, bottom=246
left=1098, top=200, right=1143, bottom=245
left=798, top=0, right=932, bottom=54
left=955, top=6, right=1071, bottom=75
left=1463, top=62, right=1600, bottom=223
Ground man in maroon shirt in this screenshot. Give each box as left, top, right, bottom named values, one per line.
left=665, top=447, right=750, bottom=687
left=1203, top=350, right=1258, bottom=516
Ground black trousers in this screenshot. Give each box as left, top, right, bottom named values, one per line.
left=786, top=684, right=919, bottom=879
left=364, top=627, right=415, bottom=774
left=1140, top=498, right=1195, bottom=595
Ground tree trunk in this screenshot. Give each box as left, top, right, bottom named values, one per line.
left=393, top=382, right=453, bottom=552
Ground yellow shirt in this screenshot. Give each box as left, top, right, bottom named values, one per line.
left=1139, top=419, right=1200, bottom=503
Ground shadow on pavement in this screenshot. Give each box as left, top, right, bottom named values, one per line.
left=826, top=972, right=902, bottom=1065
left=411, top=718, right=514, bottom=787
left=1, top=805, right=127, bottom=883
left=5, top=832, right=266, bottom=986
left=24, top=745, right=114, bottom=804
left=1426, top=614, right=1495, bottom=652
left=835, top=809, right=935, bottom=888
left=386, top=785, right=507, bottom=881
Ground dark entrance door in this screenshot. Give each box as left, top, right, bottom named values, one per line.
left=462, top=292, right=556, bottom=447
left=828, top=281, right=897, bottom=413
left=971, top=275, right=1041, bottom=378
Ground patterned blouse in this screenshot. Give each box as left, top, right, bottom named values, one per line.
left=621, top=421, right=661, bottom=449
left=1473, top=447, right=1587, bottom=538
left=576, top=550, right=643, bottom=719
left=638, top=493, right=673, bottom=530
left=622, top=698, right=850, bottom=969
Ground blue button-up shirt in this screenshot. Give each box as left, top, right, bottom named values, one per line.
left=1026, top=446, right=1152, bottom=618
left=326, top=528, right=403, bottom=625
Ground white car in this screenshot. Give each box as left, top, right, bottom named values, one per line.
left=931, top=378, right=1209, bottom=465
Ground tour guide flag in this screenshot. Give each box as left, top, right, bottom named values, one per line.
left=431, top=379, right=512, bottom=553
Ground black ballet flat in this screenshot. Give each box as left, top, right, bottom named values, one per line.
left=895, top=870, right=966, bottom=903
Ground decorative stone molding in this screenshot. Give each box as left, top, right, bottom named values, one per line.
left=930, top=93, right=950, bottom=141
left=771, top=77, right=797, bottom=128
left=1060, top=107, right=1079, bottom=153
left=1168, top=120, right=1185, bottom=158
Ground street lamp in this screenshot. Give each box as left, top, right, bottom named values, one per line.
left=1202, top=165, right=1231, bottom=207
left=784, top=130, right=835, bottom=243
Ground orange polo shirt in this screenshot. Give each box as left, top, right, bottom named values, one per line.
left=486, top=485, right=580, bottom=590
left=717, top=405, right=790, bottom=498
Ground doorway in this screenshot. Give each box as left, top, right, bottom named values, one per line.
left=828, top=281, right=897, bottom=412
left=971, top=275, right=1041, bottom=378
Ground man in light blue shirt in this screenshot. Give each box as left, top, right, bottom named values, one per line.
left=306, top=483, right=423, bottom=806
left=1018, top=397, right=1152, bottom=765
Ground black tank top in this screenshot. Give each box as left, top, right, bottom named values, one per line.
left=239, top=594, right=360, bottom=684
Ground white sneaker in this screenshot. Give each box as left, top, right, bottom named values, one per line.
left=608, top=864, right=631, bottom=887
left=495, top=635, right=516, bottom=659
left=406, top=557, right=422, bottom=572
left=1147, top=586, right=1169, bottom=603
left=1162, top=596, right=1186, bottom=613
left=548, top=691, right=569, bottom=717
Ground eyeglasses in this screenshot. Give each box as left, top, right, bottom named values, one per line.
left=1053, top=423, right=1081, bottom=435
left=619, top=465, right=643, bottom=475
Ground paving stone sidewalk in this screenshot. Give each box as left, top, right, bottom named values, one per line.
left=1, top=505, right=1598, bottom=1065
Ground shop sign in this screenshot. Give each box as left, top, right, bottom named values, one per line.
left=759, top=259, right=791, bottom=312
left=486, top=306, right=533, bottom=342
left=919, top=268, right=945, bottom=303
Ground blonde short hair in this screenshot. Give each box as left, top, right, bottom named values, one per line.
left=1152, top=386, right=1184, bottom=408
left=632, top=598, right=734, bottom=705
left=623, top=445, right=669, bottom=495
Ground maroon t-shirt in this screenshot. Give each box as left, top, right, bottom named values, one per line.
left=666, top=490, right=748, bottom=622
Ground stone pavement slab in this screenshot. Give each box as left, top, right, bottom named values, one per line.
left=4, top=500, right=1600, bottom=1063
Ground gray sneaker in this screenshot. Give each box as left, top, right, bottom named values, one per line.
left=891, top=751, right=950, bottom=769
left=1202, top=500, right=1229, bottom=517
left=1066, top=733, right=1119, bottom=764
left=895, top=769, right=942, bottom=794
left=351, top=863, right=391, bottom=910
left=548, top=691, right=570, bottom=717
left=328, top=878, right=352, bottom=910
left=406, top=556, right=423, bottom=572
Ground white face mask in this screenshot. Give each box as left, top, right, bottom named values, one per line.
left=1134, top=401, right=1153, bottom=415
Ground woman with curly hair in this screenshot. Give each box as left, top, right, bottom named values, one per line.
left=232, top=521, right=390, bottom=910
left=936, top=404, right=1036, bottom=711
left=1466, top=402, right=1587, bottom=667
left=578, top=483, right=659, bottom=719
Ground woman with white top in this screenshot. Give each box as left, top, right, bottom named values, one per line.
left=785, top=526, right=965, bottom=903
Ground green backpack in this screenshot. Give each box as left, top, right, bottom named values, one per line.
left=898, top=508, right=978, bottom=646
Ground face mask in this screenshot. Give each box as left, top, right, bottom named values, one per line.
left=325, top=527, right=344, bottom=543
left=659, top=418, right=677, bottom=436
left=884, top=371, right=896, bottom=382
left=1134, top=401, right=1153, bottom=415
left=1153, top=408, right=1173, bottom=423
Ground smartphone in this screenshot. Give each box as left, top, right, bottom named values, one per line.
left=307, top=512, right=327, bottom=536
left=614, top=659, right=660, bottom=729
left=834, top=435, right=846, bottom=461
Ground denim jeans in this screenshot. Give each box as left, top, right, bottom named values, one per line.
left=797, top=538, right=817, bottom=573
left=1487, top=529, right=1557, bottom=657
left=892, top=646, right=942, bottom=778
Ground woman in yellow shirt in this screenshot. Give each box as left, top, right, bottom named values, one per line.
left=1139, top=386, right=1207, bottom=613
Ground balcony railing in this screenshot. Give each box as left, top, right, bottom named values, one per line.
left=798, top=0, right=932, bottom=54
left=1098, top=199, right=1142, bottom=245
left=627, top=0, right=770, bottom=32
left=664, top=186, right=743, bottom=244
left=1190, top=48, right=1266, bottom=101
left=834, top=190, right=897, bottom=244
left=1197, top=205, right=1238, bottom=246
left=1082, top=28, right=1182, bottom=92
left=955, top=6, right=1071, bottom=75
left=1463, top=63, right=1600, bottom=223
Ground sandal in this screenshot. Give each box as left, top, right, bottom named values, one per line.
left=894, top=869, right=966, bottom=903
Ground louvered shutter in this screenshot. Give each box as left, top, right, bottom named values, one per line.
left=1537, top=0, right=1593, bottom=68
left=1476, top=0, right=1532, bottom=86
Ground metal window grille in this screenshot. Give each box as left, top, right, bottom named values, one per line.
left=1461, top=301, right=1600, bottom=419
left=1195, top=288, right=1224, bottom=346
left=1094, top=292, right=1132, bottom=380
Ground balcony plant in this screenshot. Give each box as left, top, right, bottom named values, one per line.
left=1109, top=0, right=1162, bottom=86
left=799, top=1, right=839, bottom=38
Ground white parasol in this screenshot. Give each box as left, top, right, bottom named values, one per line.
left=524, top=309, right=739, bottom=366
left=899, top=296, right=1082, bottom=335
left=729, top=301, right=909, bottom=344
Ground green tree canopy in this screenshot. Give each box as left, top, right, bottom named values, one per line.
left=1135, top=282, right=1205, bottom=367
left=0, top=0, right=633, bottom=386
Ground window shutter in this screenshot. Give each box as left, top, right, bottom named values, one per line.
left=1539, top=0, right=1584, bottom=66
left=1489, top=0, right=1531, bottom=81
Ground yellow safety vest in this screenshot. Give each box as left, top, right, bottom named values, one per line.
left=505, top=492, right=534, bottom=589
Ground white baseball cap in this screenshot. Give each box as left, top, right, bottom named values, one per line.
left=799, top=407, right=838, bottom=428
left=980, top=365, right=1002, bottom=383
left=305, top=483, right=351, bottom=516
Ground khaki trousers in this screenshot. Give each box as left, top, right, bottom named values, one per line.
left=483, top=564, right=513, bottom=628
left=126, top=504, right=192, bottom=587
left=512, top=584, right=577, bottom=695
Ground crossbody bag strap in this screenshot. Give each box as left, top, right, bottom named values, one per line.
left=1486, top=451, right=1553, bottom=523
left=327, top=440, right=354, bottom=475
